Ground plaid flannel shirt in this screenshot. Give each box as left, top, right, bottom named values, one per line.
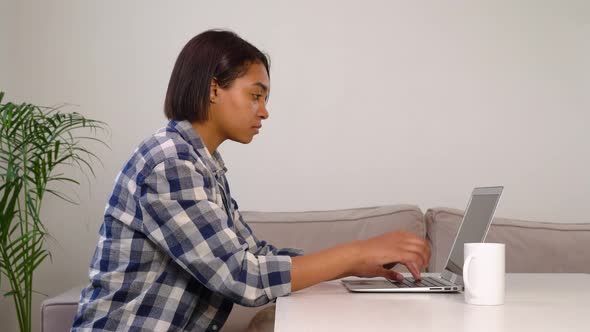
left=72, top=120, right=303, bottom=331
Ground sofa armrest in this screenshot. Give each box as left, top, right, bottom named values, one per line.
left=41, top=286, right=83, bottom=332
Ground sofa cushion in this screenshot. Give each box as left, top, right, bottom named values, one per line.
left=242, top=205, right=425, bottom=255
left=221, top=205, right=425, bottom=331
left=426, top=207, right=590, bottom=273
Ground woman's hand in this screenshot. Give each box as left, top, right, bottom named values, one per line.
left=349, top=231, right=431, bottom=281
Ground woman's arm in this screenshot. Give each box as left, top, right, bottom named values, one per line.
left=290, top=242, right=360, bottom=292
left=290, top=231, right=430, bottom=292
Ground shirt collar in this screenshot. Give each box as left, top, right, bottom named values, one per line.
left=168, top=120, right=228, bottom=176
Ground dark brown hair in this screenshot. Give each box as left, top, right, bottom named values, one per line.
left=164, top=29, right=270, bottom=122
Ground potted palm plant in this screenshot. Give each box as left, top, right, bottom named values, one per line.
left=0, top=91, right=109, bottom=332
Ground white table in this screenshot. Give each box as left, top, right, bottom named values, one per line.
left=275, top=273, right=590, bottom=332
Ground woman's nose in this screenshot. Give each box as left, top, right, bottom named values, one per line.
left=258, top=104, right=269, bottom=120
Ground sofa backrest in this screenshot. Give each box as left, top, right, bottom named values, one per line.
left=242, top=205, right=425, bottom=273
left=426, top=207, right=590, bottom=273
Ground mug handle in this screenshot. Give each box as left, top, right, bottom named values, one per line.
left=463, top=254, right=483, bottom=298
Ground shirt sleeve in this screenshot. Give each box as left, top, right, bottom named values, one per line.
left=253, top=239, right=305, bottom=257
left=138, top=158, right=293, bottom=307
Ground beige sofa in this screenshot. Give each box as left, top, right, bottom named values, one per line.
left=41, top=205, right=590, bottom=332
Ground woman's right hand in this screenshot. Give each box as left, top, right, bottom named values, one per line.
left=349, top=230, right=431, bottom=281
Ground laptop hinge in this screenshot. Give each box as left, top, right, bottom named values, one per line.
left=442, top=269, right=464, bottom=286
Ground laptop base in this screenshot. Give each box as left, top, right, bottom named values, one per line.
left=342, top=274, right=462, bottom=293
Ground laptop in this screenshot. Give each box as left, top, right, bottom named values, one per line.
left=342, top=186, right=503, bottom=293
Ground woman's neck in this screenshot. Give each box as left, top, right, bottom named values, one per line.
left=191, top=121, right=224, bottom=155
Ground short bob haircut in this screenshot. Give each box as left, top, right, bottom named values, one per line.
left=164, top=29, right=271, bottom=123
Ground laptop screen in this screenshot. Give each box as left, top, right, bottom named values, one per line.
left=444, top=190, right=502, bottom=276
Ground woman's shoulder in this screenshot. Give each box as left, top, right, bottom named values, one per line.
left=127, top=126, right=200, bottom=173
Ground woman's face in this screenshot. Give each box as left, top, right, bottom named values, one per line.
left=210, top=62, right=270, bottom=144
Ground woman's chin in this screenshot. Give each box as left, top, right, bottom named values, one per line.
left=232, top=135, right=255, bottom=144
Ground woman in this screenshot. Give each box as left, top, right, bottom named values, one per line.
left=72, top=29, right=430, bottom=331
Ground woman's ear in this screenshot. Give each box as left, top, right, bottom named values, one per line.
left=210, top=79, right=218, bottom=104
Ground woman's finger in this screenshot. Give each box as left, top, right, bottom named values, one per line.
left=398, top=246, right=427, bottom=268
left=406, top=262, right=422, bottom=280
left=382, top=268, right=404, bottom=282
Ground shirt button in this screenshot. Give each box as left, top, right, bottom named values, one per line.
left=212, top=325, right=218, bottom=330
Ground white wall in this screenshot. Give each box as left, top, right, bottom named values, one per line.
left=0, top=0, right=17, bottom=99
left=1, top=0, right=589, bottom=331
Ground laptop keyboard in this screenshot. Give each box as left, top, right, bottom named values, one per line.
left=388, top=277, right=449, bottom=288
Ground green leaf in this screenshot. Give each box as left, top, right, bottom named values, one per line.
left=53, top=140, right=60, bottom=161
left=45, top=189, right=78, bottom=205
left=0, top=179, right=22, bottom=242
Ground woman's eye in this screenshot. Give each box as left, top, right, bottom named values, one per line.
left=252, top=94, right=262, bottom=100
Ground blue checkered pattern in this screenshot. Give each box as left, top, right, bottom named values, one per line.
left=72, top=120, right=303, bottom=331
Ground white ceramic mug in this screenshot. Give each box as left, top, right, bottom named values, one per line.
left=463, top=243, right=505, bottom=305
